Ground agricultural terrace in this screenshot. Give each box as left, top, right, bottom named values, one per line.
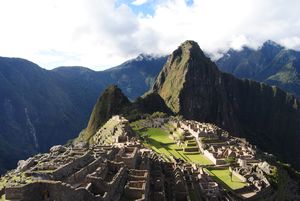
left=130, top=119, right=213, bottom=165
left=205, top=168, right=247, bottom=190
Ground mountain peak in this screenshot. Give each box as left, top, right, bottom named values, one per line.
left=152, top=40, right=218, bottom=113
left=135, top=53, right=162, bottom=61
left=177, top=40, right=206, bottom=58
left=151, top=41, right=300, bottom=170
left=180, top=40, right=200, bottom=48
left=82, top=85, right=131, bottom=142
left=261, top=40, right=284, bottom=50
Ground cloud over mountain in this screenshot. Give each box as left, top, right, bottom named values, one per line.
left=0, top=0, right=300, bottom=70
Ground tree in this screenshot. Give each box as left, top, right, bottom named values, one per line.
left=225, top=156, right=236, bottom=166
left=229, top=170, right=233, bottom=182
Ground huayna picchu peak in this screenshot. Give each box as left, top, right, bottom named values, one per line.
left=1, top=40, right=300, bottom=201
left=151, top=40, right=219, bottom=113
left=151, top=40, right=300, bottom=170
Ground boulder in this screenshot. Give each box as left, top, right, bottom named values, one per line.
left=50, top=145, right=66, bottom=153
left=16, top=158, right=34, bottom=172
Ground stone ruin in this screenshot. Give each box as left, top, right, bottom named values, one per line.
left=0, top=115, right=278, bottom=201
left=5, top=143, right=222, bottom=201
left=92, top=115, right=134, bottom=145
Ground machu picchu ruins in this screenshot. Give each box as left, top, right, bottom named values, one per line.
left=1, top=114, right=298, bottom=201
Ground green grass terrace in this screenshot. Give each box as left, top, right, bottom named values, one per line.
left=131, top=120, right=213, bottom=165
left=130, top=119, right=248, bottom=192
left=205, top=168, right=247, bottom=190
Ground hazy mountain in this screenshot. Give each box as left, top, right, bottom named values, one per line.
left=151, top=40, right=300, bottom=169
left=0, top=54, right=166, bottom=173
left=102, top=54, right=167, bottom=100
left=216, top=40, right=300, bottom=98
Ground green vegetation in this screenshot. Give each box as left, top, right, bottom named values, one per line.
left=0, top=172, right=33, bottom=195
left=0, top=178, right=7, bottom=191
left=185, top=153, right=213, bottom=165
left=131, top=120, right=213, bottom=165
left=151, top=112, right=168, bottom=118
left=279, top=162, right=300, bottom=184
left=206, top=169, right=247, bottom=190
left=131, top=118, right=250, bottom=191
left=77, top=85, right=132, bottom=143
left=225, top=157, right=236, bottom=166
left=189, top=190, right=197, bottom=201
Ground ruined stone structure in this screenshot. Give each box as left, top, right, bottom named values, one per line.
left=1, top=116, right=280, bottom=201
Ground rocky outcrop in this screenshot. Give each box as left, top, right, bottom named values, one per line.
left=151, top=40, right=300, bottom=169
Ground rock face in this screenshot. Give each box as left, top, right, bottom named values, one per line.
left=151, top=40, right=300, bottom=169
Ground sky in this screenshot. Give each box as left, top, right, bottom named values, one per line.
left=0, top=0, right=300, bottom=70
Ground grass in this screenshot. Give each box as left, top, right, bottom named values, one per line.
left=144, top=128, right=173, bottom=143
left=132, top=122, right=213, bottom=165
left=185, top=153, right=213, bottom=165
left=206, top=169, right=247, bottom=190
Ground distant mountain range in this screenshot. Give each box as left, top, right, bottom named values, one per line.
left=0, top=55, right=167, bottom=173
left=216, top=40, right=300, bottom=98
left=1, top=40, right=300, bottom=174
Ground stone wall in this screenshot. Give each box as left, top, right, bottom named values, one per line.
left=5, top=181, right=104, bottom=201
left=86, top=166, right=127, bottom=200
left=0, top=187, right=5, bottom=197
left=124, top=182, right=147, bottom=199
left=116, top=147, right=138, bottom=169
left=231, top=170, right=247, bottom=182
left=52, top=151, right=94, bottom=180
left=203, top=150, right=225, bottom=165
left=65, top=157, right=103, bottom=184
left=124, top=169, right=149, bottom=201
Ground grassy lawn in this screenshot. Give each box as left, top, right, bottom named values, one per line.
left=142, top=128, right=179, bottom=162
left=132, top=122, right=214, bottom=165
left=185, top=153, right=213, bottom=165
left=206, top=169, right=247, bottom=190
left=144, top=128, right=173, bottom=143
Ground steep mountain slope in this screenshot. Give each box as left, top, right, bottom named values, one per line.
left=81, top=85, right=131, bottom=141
left=151, top=40, right=300, bottom=169
left=0, top=55, right=166, bottom=174
left=216, top=40, right=300, bottom=98
left=75, top=85, right=172, bottom=144
left=0, top=57, right=84, bottom=173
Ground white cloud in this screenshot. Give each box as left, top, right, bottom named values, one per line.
left=132, top=0, right=148, bottom=6
left=0, top=0, right=300, bottom=70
